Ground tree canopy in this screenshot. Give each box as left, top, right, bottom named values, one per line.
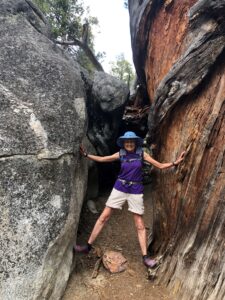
left=33, top=0, right=103, bottom=72
left=109, top=53, right=135, bottom=88
left=34, top=0, right=91, bottom=39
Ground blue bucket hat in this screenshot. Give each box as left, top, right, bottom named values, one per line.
left=117, top=131, right=143, bottom=148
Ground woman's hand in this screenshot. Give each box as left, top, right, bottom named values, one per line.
left=79, top=145, right=119, bottom=162
left=80, top=144, right=88, bottom=157
left=174, top=151, right=186, bottom=166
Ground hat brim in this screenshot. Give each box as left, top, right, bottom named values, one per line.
left=117, top=137, right=143, bottom=148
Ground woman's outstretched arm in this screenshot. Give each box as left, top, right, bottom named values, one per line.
left=80, top=145, right=120, bottom=162
left=143, top=151, right=186, bottom=169
left=86, top=152, right=120, bottom=162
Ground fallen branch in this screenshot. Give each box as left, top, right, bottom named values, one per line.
left=54, top=39, right=104, bottom=72
left=91, top=257, right=102, bottom=279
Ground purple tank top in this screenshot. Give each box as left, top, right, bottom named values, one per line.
left=114, top=150, right=144, bottom=194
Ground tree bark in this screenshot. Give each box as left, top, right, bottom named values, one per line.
left=129, top=1, right=225, bottom=299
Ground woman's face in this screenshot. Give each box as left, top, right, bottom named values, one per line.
left=124, top=139, right=136, bottom=152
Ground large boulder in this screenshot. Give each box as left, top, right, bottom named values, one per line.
left=80, top=71, right=129, bottom=190
left=129, top=0, right=225, bottom=299
left=82, top=70, right=129, bottom=155
left=0, top=1, right=87, bottom=299
left=82, top=136, right=99, bottom=200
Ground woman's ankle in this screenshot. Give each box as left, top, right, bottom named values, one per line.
left=87, top=243, right=92, bottom=251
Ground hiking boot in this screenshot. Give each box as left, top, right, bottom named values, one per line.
left=74, top=244, right=92, bottom=254
left=143, top=256, right=157, bottom=268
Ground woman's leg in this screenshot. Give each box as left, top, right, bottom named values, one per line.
left=88, top=206, right=113, bottom=244
left=88, top=188, right=126, bottom=244
left=133, top=213, right=147, bottom=255
left=133, top=213, right=157, bottom=268
left=75, top=187, right=125, bottom=254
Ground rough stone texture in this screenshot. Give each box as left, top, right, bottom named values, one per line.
left=102, top=250, right=127, bottom=274
left=81, top=71, right=129, bottom=190
left=82, top=137, right=99, bottom=200
left=129, top=1, right=225, bottom=299
left=81, top=70, right=129, bottom=155
left=0, top=1, right=87, bottom=299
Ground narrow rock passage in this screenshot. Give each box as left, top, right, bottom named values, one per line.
left=63, top=185, right=173, bottom=300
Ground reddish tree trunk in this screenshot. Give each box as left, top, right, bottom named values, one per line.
left=129, top=1, right=225, bottom=299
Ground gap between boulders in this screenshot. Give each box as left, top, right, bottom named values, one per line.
left=63, top=185, right=173, bottom=300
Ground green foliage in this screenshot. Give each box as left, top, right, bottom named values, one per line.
left=33, top=0, right=50, bottom=12
left=96, top=51, right=106, bottom=64
left=109, top=53, right=135, bottom=87
left=33, top=0, right=86, bottom=39
left=74, top=48, right=93, bottom=72
left=33, top=0, right=104, bottom=72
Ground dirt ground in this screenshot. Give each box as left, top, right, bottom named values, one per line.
left=63, top=185, right=174, bottom=300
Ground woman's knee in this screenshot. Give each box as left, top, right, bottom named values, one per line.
left=98, top=215, right=109, bottom=224
left=98, top=209, right=112, bottom=224
left=136, top=223, right=145, bottom=231
left=134, top=215, right=145, bottom=231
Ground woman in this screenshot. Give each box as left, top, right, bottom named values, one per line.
left=75, top=131, right=185, bottom=268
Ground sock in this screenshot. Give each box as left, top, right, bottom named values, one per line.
left=87, top=243, right=92, bottom=251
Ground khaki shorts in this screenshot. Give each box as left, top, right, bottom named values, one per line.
left=105, top=188, right=144, bottom=215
